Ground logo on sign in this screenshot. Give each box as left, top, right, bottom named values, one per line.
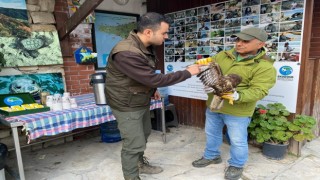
left=278, top=66, right=294, bottom=81
left=279, top=66, right=293, bottom=76
left=167, top=64, right=174, bottom=72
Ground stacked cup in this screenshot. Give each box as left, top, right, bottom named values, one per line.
left=70, top=98, right=77, bottom=108
left=52, top=94, right=63, bottom=111
left=46, top=95, right=54, bottom=110
left=62, top=92, right=71, bottom=110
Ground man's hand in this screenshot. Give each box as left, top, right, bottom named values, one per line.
left=186, top=64, right=202, bottom=75
left=221, top=91, right=239, bottom=105
left=152, top=90, right=161, bottom=100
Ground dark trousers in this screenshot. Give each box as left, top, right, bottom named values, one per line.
left=111, top=107, right=151, bottom=179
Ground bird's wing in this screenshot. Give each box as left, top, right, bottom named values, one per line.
left=197, top=62, right=222, bottom=88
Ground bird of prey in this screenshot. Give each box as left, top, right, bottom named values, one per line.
left=197, top=62, right=242, bottom=111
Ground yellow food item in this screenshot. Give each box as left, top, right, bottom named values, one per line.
left=30, top=103, right=44, bottom=108
left=0, top=107, right=12, bottom=112
left=195, top=57, right=213, bottom=65
left=21, top=104, right=34, bottom=109
left=11, top=105, right=25, bottom=111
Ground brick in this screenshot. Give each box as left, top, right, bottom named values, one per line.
left=65, top=71, right=79, bottom=76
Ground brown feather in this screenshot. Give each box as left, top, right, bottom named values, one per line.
left=197, top=62, right=242, bottom=110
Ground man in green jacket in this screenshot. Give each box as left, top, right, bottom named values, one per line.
left=105, top=12, right=201, bottom=180
left=192, top=27, right=277, bottom=180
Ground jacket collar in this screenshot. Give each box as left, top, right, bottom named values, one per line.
left=224, top=47, right=273, bottom=64
left=127, top=30, right=155, bottom=56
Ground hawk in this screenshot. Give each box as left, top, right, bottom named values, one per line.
left=197, top=62, right=242, bottom=111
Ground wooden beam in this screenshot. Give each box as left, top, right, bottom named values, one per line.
left=58, top=0, right=103, bottom=40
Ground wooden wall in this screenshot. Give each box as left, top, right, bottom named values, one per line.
left=147, top=0, right=320, bottom=133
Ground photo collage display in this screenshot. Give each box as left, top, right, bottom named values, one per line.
left=164, top=0, right=304, bottom=63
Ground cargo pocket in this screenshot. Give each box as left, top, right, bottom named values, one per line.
left=128, top=86, right=152, bottom=107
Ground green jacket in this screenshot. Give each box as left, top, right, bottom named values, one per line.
left=207, top=48, right=277, bottom=117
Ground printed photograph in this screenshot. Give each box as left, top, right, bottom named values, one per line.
left=225, top=8, right=242, bottom=19
left=165, top=49, right=174, bottom=56
left=186, top=8, right=197, bottom=17
left=267, top=32, right=279, bottom=42
left=174, top=48, right=185, bottom=55
left=225, top=27, right=241, bottom=36
left=186, top=32, right=198, bottom=40
left=174, top=11, right=185, bottom=19
left=261, top=0, right=282, bottom=4
left=0, top=73, right=64, bottom=100
left=175, top=19, right=185, bottom=26
left=278, top=41, right=301, bottom=52
left=0, top=0, right=30, bottom=37
left=185, top=24, right=197, bottom=32
left=225, top=17, right=241, bottom=27
left=242, top=0, right=260, bottom=7
left=197, top=47, right=211, bottom=54
left=260, top=2, right=281, bottom=14
left=242, top=5, right=260, bottom=17
left=185, top=40, right=197, bottom=48
left=198, top=14, right=210, bottom=22
left=185, top=55, right=197, bottom=62
left=280, top=9, right=303, bottom=22
left=265, top=42, right=278, bottom=52
left=260, top=13, right=280, bottom=24
left=210, top=46, right=224, bottom=55
left=198, top=31, right=210, bottom=39
left=279, top=31, right=301, bottom=42
left=278, top=52, right=300, bottom=62
left=197, top=6, right=210, bottom=15
left=185, top=47, right=197, bottom=55
left=261, top=23, right=280, bottom=33
left=281, top=0, right=304, bottom=11
left=241, top=15, right=260, bottom=26
left=197, top=22, right=210, bottom=31
left=211, top=13, right=225, bottom=21
left=226, top=0, right=242, bottom=11
left=280, top=20, right=302, bottom=32
left=165, top=56, right=175, bottom=62
left=210, top=37, right=225, bottom=46
left=210, top=3, right=225, bottom=13
left=225, top=36, right=237, bottom=44
left=186, top=16, right=197, bottom=25
left=0, top=31, right=63, bottom=67
left=210, top=29, right=225, bottom=38
left=174, top=40, right=185, bottom=48
left=197, top=39, right=210, bottom=47
left=175, top=55, right=185, bottom=62
left=211, top=20, right=225, bottom=29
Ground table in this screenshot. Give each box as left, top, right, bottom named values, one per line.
left=0, top=93, right=165, bottom=180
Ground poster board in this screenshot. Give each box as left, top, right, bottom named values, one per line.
left=164, top=0, right=305, bottom=113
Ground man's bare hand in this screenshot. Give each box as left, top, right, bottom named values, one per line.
left=186, top=64, right=202, bottom=75
left=152, top=90, right=161, bottom=100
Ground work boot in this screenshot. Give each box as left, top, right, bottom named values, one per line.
left=138, top=156, right=163, bottom=174
left=192, top=156, right=222, bottom=167
left=224, top=166, right=243, bottom=180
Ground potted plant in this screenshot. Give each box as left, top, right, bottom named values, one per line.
left=248, top=103, right=316, bottom=160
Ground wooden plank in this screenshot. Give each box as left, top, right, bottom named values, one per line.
left=58, top=0, right=103, bottom=40
left=289, top=0, right=314, bottom=156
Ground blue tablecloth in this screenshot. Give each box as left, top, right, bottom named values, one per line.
left=4, top=93, right=162, bottom=142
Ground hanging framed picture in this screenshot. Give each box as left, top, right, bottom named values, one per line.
left=93, top=10, right=139, bottom=69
